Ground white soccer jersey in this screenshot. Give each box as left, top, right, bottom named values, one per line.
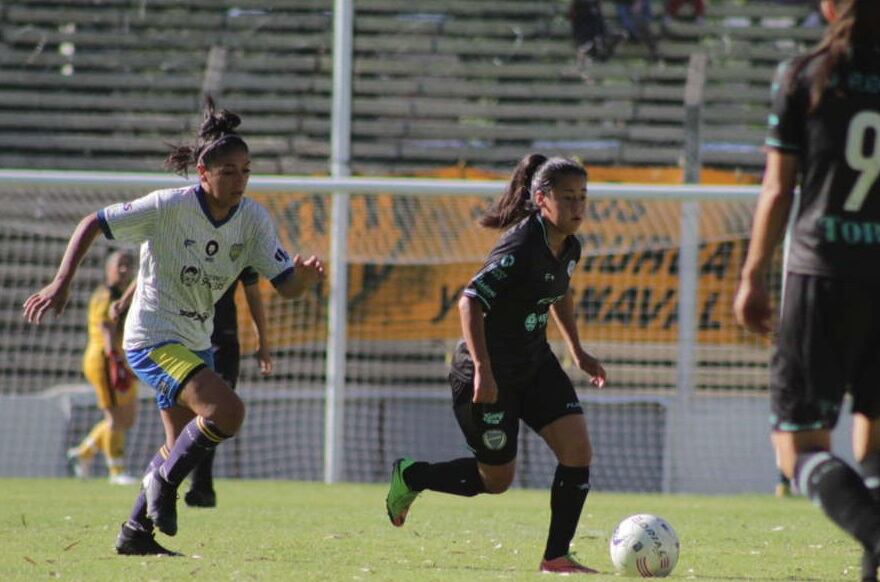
left=98, top=185, right=294, bottom=351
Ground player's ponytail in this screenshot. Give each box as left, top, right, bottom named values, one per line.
left=791, top=0, right=880, bottom=114
left=480, top=153, right=548, bottom=229
left=480, top=154, right=588, bottom=230
left=165, top=95, right=249, bottom=176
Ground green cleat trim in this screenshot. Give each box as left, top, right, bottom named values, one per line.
left=386, top=457, right=420, bottom=527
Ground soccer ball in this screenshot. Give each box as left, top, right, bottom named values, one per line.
left=609, top=514, right=679, bottom=577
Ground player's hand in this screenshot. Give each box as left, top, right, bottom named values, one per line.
left=107, top=351, right=133, bottom=392
left=256, top=344, right=273, bottom=376
left=22, top=279, right=71, bottom=324
left=294, top=254, right=325, bottom=285
left=472, top=367, right=498, bottom=404
left=575, top=349, right=606, bottom=389
left=108, top=300, right=128, bottom=323
left=734, top=277, right=773, bottom=335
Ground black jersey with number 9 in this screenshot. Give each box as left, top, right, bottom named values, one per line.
left=766, top=45, right=880, bottom=279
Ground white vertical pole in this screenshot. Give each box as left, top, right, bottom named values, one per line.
left=324, top=0, right=353, bottom=484
left=665, top=53, right=706, bottom=493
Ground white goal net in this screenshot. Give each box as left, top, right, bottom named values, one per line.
left=0, top=170, right=784, bottom=493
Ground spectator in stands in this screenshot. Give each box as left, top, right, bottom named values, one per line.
left=569, top=0, right=624, bottom=63
left=22, top=97, right=324, bottom=557
left=614, top=0, right=660, bottom=61
left=66, top=249, right=139, bottom=486
left=385, top=154, right=607, bottom=574
left=664, top=0, right=706, bottom=25
left=734, top=0, right=880, bottom=580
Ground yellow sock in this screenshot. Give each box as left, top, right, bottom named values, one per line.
left=76, top=419, right=108, bottom=460
left=105, top=429, right=127, bottom=477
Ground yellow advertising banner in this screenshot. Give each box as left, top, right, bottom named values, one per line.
left=239, top=167, right=765, bottom=350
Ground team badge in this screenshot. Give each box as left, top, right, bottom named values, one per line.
left=229, top=243, right=243, bottom=261
left=482, top=430, right=507, bottom=451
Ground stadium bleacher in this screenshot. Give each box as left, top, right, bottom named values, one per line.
left=0, top=0, right=820, bottom=175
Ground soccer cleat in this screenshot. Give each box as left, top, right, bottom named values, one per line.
left=142, top=469, right=179, bottom=536
left=115, top=522, right=181, bottom=556
left=66, top=448, right=92, bottom=479
left=385, top=457, right=420, bottom=527
left=184, top=488, right=217, bottom=508
left=539, top=553, right=598, bottom=575
left=109, top=474, right=138, bottom=486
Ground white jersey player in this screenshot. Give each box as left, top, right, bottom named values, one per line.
left=23, top=97, right=324, bottom=556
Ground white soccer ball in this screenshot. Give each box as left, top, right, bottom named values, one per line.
left=609, top=514, right=679, bottom=577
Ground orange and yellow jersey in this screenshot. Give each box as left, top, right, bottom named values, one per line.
left=82, top=285, right=136, bottom=409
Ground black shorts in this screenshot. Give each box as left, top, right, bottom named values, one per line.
left=212, top=342, right=241, bottom=391
left=771, top=274, right=880, bottom=431
left=450, top=353, right=583, bottom=465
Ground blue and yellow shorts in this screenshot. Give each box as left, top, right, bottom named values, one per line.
left=126, top=342, right=215, bottom=410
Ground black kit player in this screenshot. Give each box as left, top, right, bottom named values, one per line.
left=734, top=1, right=880, bottom=580
left=385, top=154, right=607, bottom=575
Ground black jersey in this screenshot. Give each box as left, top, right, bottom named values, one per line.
left=767, top=45, right=880, bottom=280
left=451, top=213, right=582, bottom=385
left=211, top=266, right=258, bottom=345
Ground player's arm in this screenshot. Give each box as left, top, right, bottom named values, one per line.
left=273, top=254, right=325, bottom=299
left=109, top=279, right=137, bottom=323
left=243, top=281, right=272, bottom=375
left=734, top=150, right=798, bottom=334
left=100, top=308, right=132, bottom=392
left=458, top=294, right=497, bottom=404
left=23, top=213, right=101, bottom=324
left=550, top=289, right=606, bottom=388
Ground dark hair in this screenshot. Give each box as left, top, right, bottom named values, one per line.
left=480, top=154, right=587, bottom=229
left=165, top=96, right=249, bottom=176
left=790, top=0, right=880, bottom=114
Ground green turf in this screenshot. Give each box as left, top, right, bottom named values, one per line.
left=0, top=478, right=863, bottom=581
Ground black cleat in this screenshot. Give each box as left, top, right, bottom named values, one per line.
left=115, top=523, right=181, bottom=556
left=184, top=488, right=217, bottom=508
left=863, top=548, right=878, bottom=582
left=142, top=469, right=178, bottom=536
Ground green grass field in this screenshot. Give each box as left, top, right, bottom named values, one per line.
left=0, top=478, right=862, bottom=581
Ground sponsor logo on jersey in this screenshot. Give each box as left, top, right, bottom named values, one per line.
left=482, top=429, right=507, bottom=450
left=275, top=247, right=290, bottom=263
left=184, top=239, right=196, bottom=247
left=123, top=202, right=132, bottom=212
left=178, top=309, right=210, bottom=323
left=482, top=411, right=505, bottom=425
left=180, top=265, right=201, bottom=286
left=499, top=254, right=515, bottom=268
left=205, top=240, right=219, bottom=257
left=544, top=273, right=555, bottom=282
left=524, top=313, right=537, bottom=332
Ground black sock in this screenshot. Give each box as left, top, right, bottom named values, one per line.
left=544, top=465, right=591, bottom=561
left=190, top=448, right=216, bottom=492
left=403, top=458, right=487, bottom=497
left=795, top=452, right=880, bottom=557
left=860, top=453, right=880, bottom=582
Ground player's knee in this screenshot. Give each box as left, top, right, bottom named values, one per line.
left=481, top=468, right=515, bottom=494
left=224, top=393, right=246, bottom=434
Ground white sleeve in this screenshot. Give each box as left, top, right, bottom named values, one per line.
left=97, top=191, right=159, bottom=244
left=247, top=203, right=294, bottom=286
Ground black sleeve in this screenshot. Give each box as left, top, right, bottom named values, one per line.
left=463, top=231, right=528, bottom=311
left=239, top=266, right=259, bottom=287
left=766, top=59, right=806, bottom=154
